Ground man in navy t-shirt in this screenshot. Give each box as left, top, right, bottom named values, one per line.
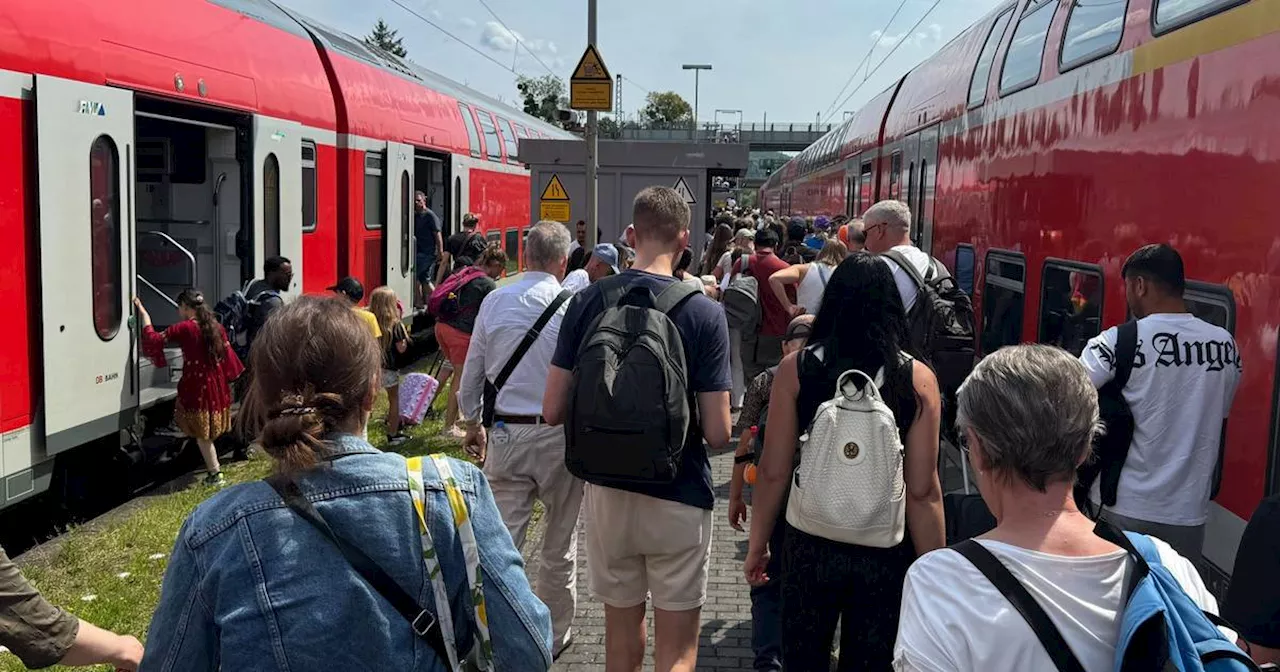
left=544, top=186, right=731, bottom=672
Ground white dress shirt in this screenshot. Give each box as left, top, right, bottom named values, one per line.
left=458, top=271, right=568, bottom=421
left=561, top=269, right=590, bottom=294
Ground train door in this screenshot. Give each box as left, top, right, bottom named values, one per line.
left=900, top=134, right=922, bottom=246
left=844, top=169, right=856, bottom=219
left=252, top=116, right=303, bottom=295
left=857, top=153, right=876, bottom=213
left=450, top=157, right=471, bottom=238
left=34, top=76, right=136, bottom=453
left=383, top=142, right=414, bottom=302
left=918, top=125, right=940, bottom=255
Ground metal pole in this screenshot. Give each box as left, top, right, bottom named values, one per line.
left=586, top=0, right=599, bottom=248
left=692, top=69, right=700, bottom=140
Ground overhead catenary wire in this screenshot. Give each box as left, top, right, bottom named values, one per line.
left=473, top=0, right=565, bottom=84
left=819, top=0, right=911, bottom=122
left=382, top=0, right=536, bottom=78
left=822, top=0, right=947, bottom=125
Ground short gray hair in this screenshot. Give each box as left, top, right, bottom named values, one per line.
left=956, top=344, right=1102, bottom=492
left=863, top=200, right=912, bottom=235
left=524, top=220, right=571, bottom=269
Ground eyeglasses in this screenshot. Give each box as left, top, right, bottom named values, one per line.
left=865, top=223, right=887, bottom=237
left=957, top=430, right=971, bottom=459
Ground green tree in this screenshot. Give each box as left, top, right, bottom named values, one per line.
left=640, top=91, right=692, bottom=125
left=598, top=115, right=621, bottom=139
left=365, top=18, right=407, bottom=58
left=516, top=75, right=566, bottom=124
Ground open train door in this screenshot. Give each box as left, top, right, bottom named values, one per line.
left=252, top=116, right=303, bottom=296
left=449, top=156, right=471, bottom=237
left=384, top=141, right=415, bottom=303
left=34, top=76, right=136, bottom=454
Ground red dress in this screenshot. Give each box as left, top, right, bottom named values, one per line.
left=141, top=321, right=244, bottom=440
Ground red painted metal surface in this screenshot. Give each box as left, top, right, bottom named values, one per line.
left=762, top=0, right=1280, bottom=527
left=301, top=142, right=340, bottom=293
left=0, top=97, right=35, bottom=433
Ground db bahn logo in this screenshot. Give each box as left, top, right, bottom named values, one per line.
left=95, top=372, right=120, bottom=385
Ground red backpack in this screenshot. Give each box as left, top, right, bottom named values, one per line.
left=428, top=265, right=486, bottom=321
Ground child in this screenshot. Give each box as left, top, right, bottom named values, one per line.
left=369, top=286, right=411, bottom=445
left=727, top=314, right=813, bottom=672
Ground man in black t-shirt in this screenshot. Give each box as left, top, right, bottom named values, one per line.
left=436, top=212, right=482, bottom=284
left=414, top=191, right=443, bottom=305
left=543, top=186, right=731, bottom=672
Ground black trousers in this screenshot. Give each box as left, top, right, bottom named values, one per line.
left=780, top=524, right=915, bottom=671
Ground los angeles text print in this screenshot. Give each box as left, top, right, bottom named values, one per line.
left=1090, top=332, right=1242, bottom=373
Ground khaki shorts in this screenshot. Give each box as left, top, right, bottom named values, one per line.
left=584, top=484, right=712, bottom=612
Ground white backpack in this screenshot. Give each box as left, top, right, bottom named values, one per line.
left=785, top=356, right=909, bottom=548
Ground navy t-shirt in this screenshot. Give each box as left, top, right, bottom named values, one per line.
left=415, top=209, right=441, bottom=262
left=552, top=270, right=732, bottom=510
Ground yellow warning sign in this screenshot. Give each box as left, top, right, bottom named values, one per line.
left=572, top=45, right=611, bottom=81
left=540, top=201, right=570, bottom=222
left=570, top=45, right=613, bottom=112
left=541, top=174, right=569, bottom=201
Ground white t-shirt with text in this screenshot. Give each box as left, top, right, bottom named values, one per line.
left=1079, top=313, right=1241, bottom=526
left=894, top=537, right=1226, bottom=672
left=880, top=244, right=932, bottom=313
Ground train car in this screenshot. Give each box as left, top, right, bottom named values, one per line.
left=0, top=0, right=571, bottom=511
left=761, top=0, right=1280, bottom=591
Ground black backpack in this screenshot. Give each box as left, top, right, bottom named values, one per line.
left=1076, top=320, right=1138, bottom=516
left=882, top=250, right=976, bottom=397
left=566, top=278, right=700, bottom=485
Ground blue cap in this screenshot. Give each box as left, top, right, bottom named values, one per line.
left=592, top=243, right=621, bottom=275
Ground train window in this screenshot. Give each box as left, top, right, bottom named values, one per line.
left=301, top=141, right=317, bottom=232
left=969, top=9, right=1014, bottom=108
left=1000, top=0, right=1056, bottom=95
left=502, top=118, right=520, bottom=162
left=457, top=103, right=481, bottom=158
left=858, top=161, right=873, bottom=215
left=889, top=152, right=902, bottom=199
left=504, top=228, right=520, bottom=276
left=955, top=244, right=976, bottom=295
left=263, top=153, right=281, bottom=259
left=1184, top=281, right=1236, bottom=333
left=476, top=110, right=503, bottom=162
left=400, top=171, right=412, bottom=277
left=1155, top=0, right=1246, bottom=33
left=981, top=250, right=1026, bottom=355
left=364, top=151, right=385, bottom=230
left=1061, top=0, right=1129, bottom=70
left=89, top=135, right=122, bottom=341
left=1038, top=261, right=1104, bottom=356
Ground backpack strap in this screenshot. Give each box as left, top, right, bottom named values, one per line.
left=1113, top=321, right=1139, bottom=389
left=653, top=280, right=701, bottom=315
left=882, top=249, right=931, bottom=294
left=483, top=290, right=571, bottom=425
left=953, top=540, right=1088, bottom=672
left=598, top=274, right=631, bottom=309
left=266, top=475, right=455, bottom=666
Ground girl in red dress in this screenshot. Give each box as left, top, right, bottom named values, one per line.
left=134, top=289, right=244, bottom=485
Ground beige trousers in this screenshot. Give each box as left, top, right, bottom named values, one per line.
left=482, top=422, right=584, bottom=649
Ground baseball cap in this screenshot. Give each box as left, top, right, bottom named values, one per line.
left=785, top=314, right=815, bottom=342
left=592, top=243, right=621, bottom=275
left=328, top=276, right=364, bottom=303
left=735, top=227, right=754, bottom=240
left=814, top=216, right=831, bottom=231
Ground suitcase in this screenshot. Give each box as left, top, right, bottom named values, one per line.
left=399, top=372, right=440, bottom=426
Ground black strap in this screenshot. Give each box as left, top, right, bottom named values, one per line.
left=483, top=290, right=571, bottom=426
left=653, top=280, right=701, bottom=315
left=882, top=249, right=934, bottom=292
left=953, top=540, right=1087, bottom=672
left=266, top=476, right=454, bottom=667
left=1113, top=320, right=1139, bottom=389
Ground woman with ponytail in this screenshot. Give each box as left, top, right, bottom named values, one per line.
left=141, top=296, right=552, bottom=670
left=135, top=289, right=243, bottom=486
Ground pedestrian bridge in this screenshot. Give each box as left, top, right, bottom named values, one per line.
left=618, top=122, right=833, bottom=152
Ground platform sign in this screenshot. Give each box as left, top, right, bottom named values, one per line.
left=570, top=45, right=613, bottom=112
left=540, top=174, right=571, bottom=222
left=673, top=176, right=696, bottom=204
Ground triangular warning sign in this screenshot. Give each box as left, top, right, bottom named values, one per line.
left=673, top=176, right=696, bottom=204
left=571, top=45, right=611, bottom=82
left=541, top=174, right=570, bottom=201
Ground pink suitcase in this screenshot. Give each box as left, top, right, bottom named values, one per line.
left=399, top=372, right=440, bottom=426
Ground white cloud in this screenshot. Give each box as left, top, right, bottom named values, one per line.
left=478, top=21, right=560, bottom=61
left=869, top=22, right=943, bottom=49
left=458, top=16, right=477, bottom=28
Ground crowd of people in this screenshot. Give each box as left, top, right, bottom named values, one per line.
left=1, top=188, right=1278, bottom=672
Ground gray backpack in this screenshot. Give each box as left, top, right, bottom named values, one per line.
left=723, top=254, right=760, bottom=331
left=566, top=278, right=700, bottom=485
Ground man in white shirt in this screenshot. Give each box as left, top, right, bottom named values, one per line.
left=458, top=220, right=583, bottom=659
left=862, top=199, right=931, bottom=312
left=1079, top=244, right=1241, bottom=563
left=561, top=242, right=621, bottom=294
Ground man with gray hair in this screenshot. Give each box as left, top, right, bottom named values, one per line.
left=457, top=220, right=583, bottom=659
left=863, top=199, right=932, bottom=311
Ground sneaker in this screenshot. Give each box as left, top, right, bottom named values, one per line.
left=387, top=433, right=409, bottom=446
left=203, top=471, right=227, bottom=487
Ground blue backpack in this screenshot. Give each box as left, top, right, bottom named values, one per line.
left=954, top=521, right=1259, bottom=672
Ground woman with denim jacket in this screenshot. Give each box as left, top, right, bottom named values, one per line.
left=140, top=296, right=552, bottom=671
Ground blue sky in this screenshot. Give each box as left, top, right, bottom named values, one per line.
left=281, top=0, right=1008, bottom=125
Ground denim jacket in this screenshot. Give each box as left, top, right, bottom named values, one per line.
left=140, top=435, right=552, bottom=671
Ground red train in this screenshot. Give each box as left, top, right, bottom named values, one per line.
left=0, top=0, right=570, bottom=508
left=761, top=0, right=1280, bottom=589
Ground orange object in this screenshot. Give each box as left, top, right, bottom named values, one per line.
left=745, top=464, right=757, bottom=485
